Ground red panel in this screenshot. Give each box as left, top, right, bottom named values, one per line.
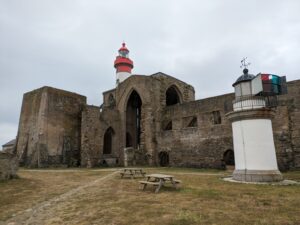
left=114, top=56, right=133, bottom=68
left=117, top=65, right=132, bottom=73
left=261, top=74, right=269, bottom=81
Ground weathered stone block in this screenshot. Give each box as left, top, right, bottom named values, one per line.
left=0, top=152, right=18, bottom=180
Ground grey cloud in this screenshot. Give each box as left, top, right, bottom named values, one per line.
left=0, top=0, right=299, bottom=145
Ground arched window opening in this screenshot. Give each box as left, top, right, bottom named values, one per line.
left=126, top=132, right=132, bottom=147
left=159, top=151, right=169, bottom=167
left=223, top=149, right=235, bottom=166
left=103, top=127, right=114, bottom=155
left=212, top=111, right=222, bottom=124
left=166, top=86, right=181, bottom=106
left=126, top=90, right=142, bottom=149
left=108, top=94, right=115, bottom=107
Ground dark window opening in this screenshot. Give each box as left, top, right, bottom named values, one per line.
left=223, top=149, right=235, bottom=166
left=103, top=127, right=114, bottom=154
left=126, top=132, right=132, bottom=147
left=164, top=121, right=172, bottom=130
left=108, top=94, right=115, bottom=107
left=126, top=90, right=142, bottom=149
left=212, top=111, right=221, bottom=124
left=166, top=86, right=181, bottom=106
left=187, top=117, right=198, bottom=127
left=159, top=151, right=169, bottom=167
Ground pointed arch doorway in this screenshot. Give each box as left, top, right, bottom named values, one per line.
left=126, top=90, right=142, bottom=149
left=103, top=127, right=114, bottom=155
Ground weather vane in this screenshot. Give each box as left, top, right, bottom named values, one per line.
left=240, top=57, right=251, bottom=69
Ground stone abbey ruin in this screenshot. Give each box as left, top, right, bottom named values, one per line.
left=13, top=44, right=300, bottom=171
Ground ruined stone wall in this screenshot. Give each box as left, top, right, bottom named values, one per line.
left=14, top=73, right=300, bottom=170
left=156, top=80, right=300, bottom=170
left=108, top=75, right=155, bottom=165
left=157, top=93, right=234, bottom=168
left=15, top=88, right=43, bottom=166
left=111, top=73, right=195, bottom=165
left=287, top=80, right=300, bottom=169
left=16, top=87, right=86, bottom=167
left=0, top=152, right=18, bottom=180
left=273, top=80, right=300, bottom=170
left=150, top=73, right=195, bottom=107
left=81, top=105, right=120, bottom=167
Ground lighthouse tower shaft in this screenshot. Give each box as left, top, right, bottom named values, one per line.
left=226, top=68, right=283, bottom=182
left=114, top=43, right=134, bottom=85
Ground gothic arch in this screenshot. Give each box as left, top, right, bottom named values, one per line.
left=223, top=149, right=235, bottom=166
left=121, top=87, right=145, bottom=112
left=103, top=127, right=115, bottom=155
left=159, top=151, right=170, bottom=167
left=166, top=85, right=182, bottom=106
left=126, top=90, right=142, bottom=149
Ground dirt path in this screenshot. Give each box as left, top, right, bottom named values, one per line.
left=4, top=171, right=118, bottom=225
left=22, top=168, right=119, bottom=173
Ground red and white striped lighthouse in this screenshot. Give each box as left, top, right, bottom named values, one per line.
left=114, top=42, right=134, bottom=85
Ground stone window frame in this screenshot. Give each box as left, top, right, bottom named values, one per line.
left=164, top=121, right=173, bottom=131
left=181, top=116, right=198, bottom=129
left=108, top=94, right=116, bottom=107
left=212, top=111, right=222, bottom=125
left=165, top=85, right=183, bottom=106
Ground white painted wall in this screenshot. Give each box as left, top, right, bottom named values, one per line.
left=232, top=119, right=279, bottom=170
left=116, top=72, right=131, bottom=84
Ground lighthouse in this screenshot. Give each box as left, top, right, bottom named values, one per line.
left=226, top=59, right=286, bottom=182
left=114, top=42, right=134, bottom=85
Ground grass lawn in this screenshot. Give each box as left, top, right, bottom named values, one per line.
left=0, top=168, right=299, bottom=225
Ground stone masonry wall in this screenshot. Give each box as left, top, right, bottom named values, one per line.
left=157, top=80, right=300, bottom=170
left=16, top=87, right=86, bottom=167
left=14, top=73, right=300, bottom=170
left=0, top=152, right=18, bottom=180
left=157, top=93, right=234, bottom=168
left=276, top=80, right=300, bottom=170
left=81, top=105, right=121, bottom=167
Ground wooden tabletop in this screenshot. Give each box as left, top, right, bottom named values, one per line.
left=122, top=168, right=143, bottom=170
left=146, top=174, right=174, bottom=179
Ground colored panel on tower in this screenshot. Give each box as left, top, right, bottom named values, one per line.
left=252, top=73, right=287, bottom=96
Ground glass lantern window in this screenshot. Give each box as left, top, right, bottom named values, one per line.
left=235, top=84, right=242, bottom=98
left=241, top=81, right=251, bottom=96
left=119, top=50, right=128, bottom=57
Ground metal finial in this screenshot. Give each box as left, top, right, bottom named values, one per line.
left=240, top=57, right=251, bottom=69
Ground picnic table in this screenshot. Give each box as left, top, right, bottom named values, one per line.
left=139, top=174, right=181, bottom=193
left=120, top=168, right=146, bottom=179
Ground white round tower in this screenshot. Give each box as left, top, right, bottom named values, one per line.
left=114, top=42, right=134, bottom=85
left=226, top=67, right=283, bottom=182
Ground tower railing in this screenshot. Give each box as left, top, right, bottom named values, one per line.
left=233, top=95, right=278, bottom=111
left=224, top=95, right=278, bottom=113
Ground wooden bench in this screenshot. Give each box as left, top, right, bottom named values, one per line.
left=139, top=181, right=160, bottom=192
left=120, top=168, right=146, bottom=179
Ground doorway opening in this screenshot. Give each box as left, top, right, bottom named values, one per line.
left=103, top=127, right=114, bottom=154
left=159, top=151, right=169, bottom=167
left=223, top=149, right=235, bottom=169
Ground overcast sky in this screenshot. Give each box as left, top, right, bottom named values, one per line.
left=0, top=0, right=299, bottom=146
